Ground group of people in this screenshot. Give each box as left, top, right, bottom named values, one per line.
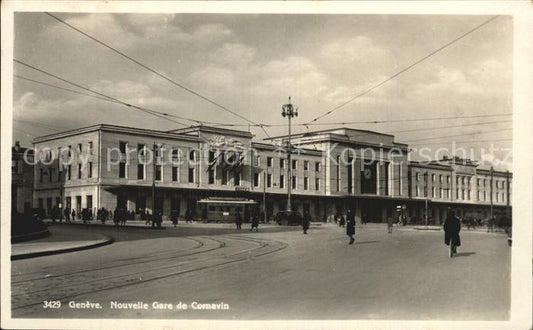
left=234, top=211, right=260, bottom=231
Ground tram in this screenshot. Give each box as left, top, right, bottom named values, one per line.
left=197, top=197, right=257, bottom=223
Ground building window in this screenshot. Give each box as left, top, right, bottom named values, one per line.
left=234, top=171, right=241, bottom=186
left=477, top=178, right=481, bottom=186
left=188, top=167, right=195, bottom=183
left=172, top=166, right=179, bottom=182
left=49, top=168, right=54, bottom=182
left=78, top=163, right=82, bottom=179
left=431, top=187, right=435, bottom=198
left=280, top=175, right=285, bottom=189
left=67, top=145, right=72, bottom=157
left=87, top=195, right=93, bottom=210
left=292, top=159, right=297, bottom=170
left=303, top=161, right=309, bottom=171
left=304, top=177, right=309, bottom=190
left=189, top=150, right=196, bottom=161
left=119, top=162, right=126, bottom=178
left=253, top=172, right=259, bottom=187
left=171, top=147, right=180, bottom=164
left=431, top=174, right=435, bottom=182
left=467, top=190, right=471, bottom=200
left=88, top=162, right=93, bottom=178
left=39, top=168, right=43, bottom=183
left=292, top=175, right=297, bottom=189
left=138, top=164, right=145, bottom=180
left=267, top=174, right=272, bottom=188
left=67, top=165, right=71, bottom=180
left=447, top=175, right=450, bottom=184
left=315, top=177, right=320, bottom=191
left=439, top=175, right=443, bottom=183
left=477, top=190, right=481, bottom=201
left=456, top=176, right=460, bottom=185
left=77, top=143, right=82, bottom=153
left=138, top=143, right=146, bottom=157
left=206, top=169, right=214, bottom=184
left=255, top=156, right=261, bottom=167
left=155, top=165, right=162, bottom=181
left=461, top=189, right=465, bottom=200
left=415, top=172, right=419, bottom=181
left=119, top=141, right=127, bottom=154
left=267, top=157, right=273, bottom=168
left=222, top=169, right=228, bottom=185
left=483, top=191, right=487, bottom=201
left=88, top=141, right=93, bottom=155
left=315, top=162, right=320, bottom=172
left=155, top=144, right=162, bottom=158
left=336, top=155, right=340, bottom=192
left=279, top=158, right=285, bottom=169
left=439, top=188, right=443, bottom=199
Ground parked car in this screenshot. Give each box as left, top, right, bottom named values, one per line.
left=275, top=211, right=303, bottom=226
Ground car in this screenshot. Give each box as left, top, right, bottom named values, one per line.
left=275, top=211, right=303, bottom=226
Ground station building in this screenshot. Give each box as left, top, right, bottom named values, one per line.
left=31, top=124, right=512, bottom=223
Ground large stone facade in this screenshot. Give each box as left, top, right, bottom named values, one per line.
left=30, top=124, right=512, bottom=223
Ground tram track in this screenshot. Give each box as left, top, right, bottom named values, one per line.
left=11, top=236, right=219, bottom=283
left=11, top=234, right=287, bottom=314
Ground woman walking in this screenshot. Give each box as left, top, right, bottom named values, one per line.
left=346, top=209, right=355, bottom=244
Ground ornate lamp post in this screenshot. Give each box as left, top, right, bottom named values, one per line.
left=281, top=97, right=298, bottom=212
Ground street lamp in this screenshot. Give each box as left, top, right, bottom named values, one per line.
left=281, top=96, right=298, bottom=212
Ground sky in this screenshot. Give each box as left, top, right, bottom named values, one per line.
left=12, top=12, right=513, bottom=170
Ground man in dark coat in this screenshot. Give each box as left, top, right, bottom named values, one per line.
left=302, top=211, right=310, bottom=234
left=346, top=209, right=355, bottom=244
left=444, top=208, right=461, bottom=253
left=251, top=214, right=259, bottom=232
left=235, top=210, right=242, bottom=229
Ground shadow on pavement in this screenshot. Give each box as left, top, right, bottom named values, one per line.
left=355, top=240, right=379, bottom=244
left=454, top=252, right=476, bottom=257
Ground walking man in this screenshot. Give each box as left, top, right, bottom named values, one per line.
left=302, top=211, right=310, bottom=234
left=346, top=209, right=355, bottom=244
left=444, top=208, right=461, bottom=254
left=251, top=213, right=259, bottom=232
left=387, top=216, right=394, bottom=234
left=235, top=210, right=242, bottom=230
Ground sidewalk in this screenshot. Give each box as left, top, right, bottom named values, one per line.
left=11, top=223, right=114, bottom=260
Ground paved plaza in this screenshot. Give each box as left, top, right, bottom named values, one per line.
left=11, top=222, right=510, bottom=320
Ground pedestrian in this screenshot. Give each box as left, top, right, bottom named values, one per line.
left=346, top=209, right=355, bottom=244
left=339, top=215, right=346, bottom=228
left=171, top=210, right=178, bottom=227
left=487, top=216, right=495, bottom=232
left=387, top=216, right=394, bottom=234
left=302, top=211, right=310, bottom=234
left=64, top=207, right=70, bottom=223
left=71, top=209, right=76, bottom=222
left=444, top=208, right=461, bottom=254
left=235, top=210, right=242, bottom=229
left=145, top=210, right=151, bottom=226
left=251, top=213, right=259, bottom=232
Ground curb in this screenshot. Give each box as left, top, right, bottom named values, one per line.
left=11, top=236, right=114, bottom=261
left=45, top=221, right=166, bottom=230
left=11, top=229, right=51, bottom=243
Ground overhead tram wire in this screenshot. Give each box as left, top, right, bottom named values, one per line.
left=402, top=127, right=512, bottom=143
left=388, top=120, right=512, bottom=134
left=14, top=59, right=188, bottom=127
left=305, top=15, right=500, bottom=125
left=44, top=12, right=272, bottom=139
left=210, top=113, right=512, bottom=128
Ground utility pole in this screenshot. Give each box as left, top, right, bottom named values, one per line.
left=152, top=141, right=156, bottom=221
left=490, top=166, right=494, bottom=221
left=263, top=171, right=266, bottom=223
left=506, top=170, right=510, bottom=219
left=281, top=96, right=298, bottom=212
left=424, top=172, right=428, bottom=226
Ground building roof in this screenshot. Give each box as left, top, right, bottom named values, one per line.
left=168, top=125, right=254, bottom=139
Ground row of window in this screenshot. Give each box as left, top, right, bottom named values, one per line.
left=265, top=157, right=320, bottom=172
left=39, top=163, right=93, bottom=182
left=39, top=142, right=94, bottom=162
